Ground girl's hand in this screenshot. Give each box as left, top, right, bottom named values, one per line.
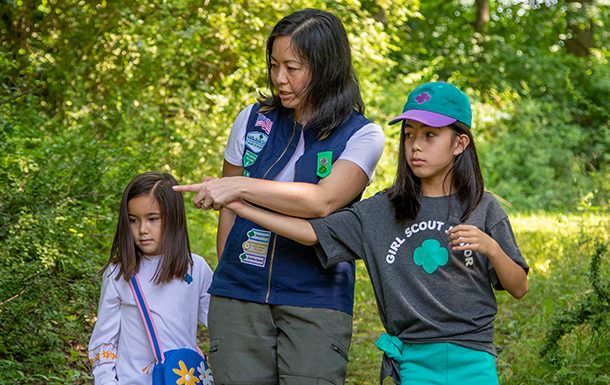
left=224, top=199, right=246, bottom=214
left=447, top=224, right=499, bottom=257
left=448, top=224, right=528, bottom=299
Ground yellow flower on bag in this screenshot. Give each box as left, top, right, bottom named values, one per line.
left=173, top=360, right=200, bottom=385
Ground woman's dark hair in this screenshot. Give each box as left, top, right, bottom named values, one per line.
left=105, top=172, right=192, bottom=283
left=259, top=8, right=364, bottom=138
left=386, top=121, right=484, bottom=221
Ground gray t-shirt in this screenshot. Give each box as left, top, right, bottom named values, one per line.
left=310, top=192, right=529, bottom=356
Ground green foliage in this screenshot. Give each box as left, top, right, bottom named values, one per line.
left=540, top=241, right=609, bottom=366
left=0, top=90, right=109, bottom=382
left=495, top=213, right=610, bottom=385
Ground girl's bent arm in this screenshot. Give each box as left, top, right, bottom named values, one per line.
left=226, top=200, right=318, bottom=245
left=448, top=224, right=528, bottom=299
left=482, top=242, right=528, bottom=299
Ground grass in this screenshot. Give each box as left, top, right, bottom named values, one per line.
left=345, top=212, right=610, bottom=385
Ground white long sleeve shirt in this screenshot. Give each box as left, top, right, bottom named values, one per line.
left=88, top=254, right=213, bottom=385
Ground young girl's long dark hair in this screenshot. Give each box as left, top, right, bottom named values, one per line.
left=105, top=172, right=192, bottom=283
left=387, top=121, right=484, bottom=221
left=259, top=8, right=364, bottom=139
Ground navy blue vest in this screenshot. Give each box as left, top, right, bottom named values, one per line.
left=208, top=104, right=371, bottom=314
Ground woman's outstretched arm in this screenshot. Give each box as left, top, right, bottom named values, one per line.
left=176, top=159, right=369, bottom=218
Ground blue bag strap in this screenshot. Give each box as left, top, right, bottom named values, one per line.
left=129, top=274, right=165, bottom=363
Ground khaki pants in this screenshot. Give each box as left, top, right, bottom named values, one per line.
left=208, top=296, right=353, bottom=385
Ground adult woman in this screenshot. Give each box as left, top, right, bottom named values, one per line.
left=176, top=8, right=384, bottom=385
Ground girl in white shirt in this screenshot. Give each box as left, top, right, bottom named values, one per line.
left=88, top=172, right=214, bottom=385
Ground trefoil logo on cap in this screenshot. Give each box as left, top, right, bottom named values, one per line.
left=415, top=92, right=431, bottom=104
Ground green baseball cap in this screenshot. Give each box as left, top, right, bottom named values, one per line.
left=389, top=82, right=472, bottom=127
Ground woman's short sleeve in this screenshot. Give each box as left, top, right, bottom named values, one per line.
left=224, top=105, right=254, bottom=166
left=338, top=122, right=385, bottom=182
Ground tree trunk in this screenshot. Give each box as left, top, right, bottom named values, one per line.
left=565, top=0, right=593, bottom=57
left=475, top=0, right=490, bottom=33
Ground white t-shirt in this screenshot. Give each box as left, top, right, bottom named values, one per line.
left=88, top=254, right=213, bottom=385
left=224, top=104, right=385, bottom=182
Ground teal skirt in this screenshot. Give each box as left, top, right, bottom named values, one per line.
left=375, top=334, right=499, bottom=385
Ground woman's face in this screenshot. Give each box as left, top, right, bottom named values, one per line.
left=270, top=36, right=311, bottom=122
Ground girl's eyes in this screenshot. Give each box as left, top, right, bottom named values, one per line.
left=404, top=131, right=436, bottom=138
left=128, top=217, right=160, bottom=223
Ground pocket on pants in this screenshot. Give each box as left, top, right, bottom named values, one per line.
left=209, top=337, right=278, bottom=385
left=329, top=338, right=349, bottom=362
left=207, top=338, right=221, bottom=369
left=317, top=336, right=350, bottom=384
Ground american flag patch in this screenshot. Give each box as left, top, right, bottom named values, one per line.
left=255, top=113, right=273, bottom=134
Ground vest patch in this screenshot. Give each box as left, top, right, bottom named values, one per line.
left=254, top=113, right=273, bottom=134
left=245, top=131, right=268, bottom=154
left=243, top=149, right=258, bottom=167
left=316, top=151, right=333, bottom=178
left=239, top=228, right=271, bottom=268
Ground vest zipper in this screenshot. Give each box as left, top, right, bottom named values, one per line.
left=261, top=121, right=297, bottom=179
left=265, top=234, right=278, bottom=303
left=262, top=121, right=296, bottom=303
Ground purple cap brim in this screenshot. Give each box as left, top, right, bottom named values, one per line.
left=388, top=109, right=457, bottom=127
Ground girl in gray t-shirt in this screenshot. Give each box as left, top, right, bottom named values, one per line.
left=225, top=81, right=529, bottom=385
